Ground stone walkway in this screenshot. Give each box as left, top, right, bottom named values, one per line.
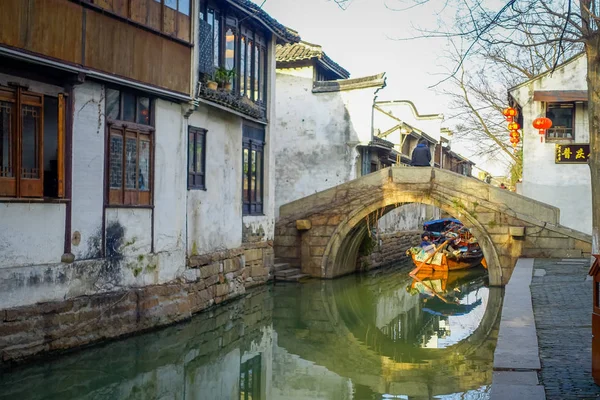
left=531, top=258, right=600, bottom=399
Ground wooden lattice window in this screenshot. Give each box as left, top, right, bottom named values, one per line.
left=106, top=88, right=153, bottom=206
left=0, top=85, right=65, bottom=198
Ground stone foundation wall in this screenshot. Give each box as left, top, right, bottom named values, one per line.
left=0, top=242, right=274, bottom=367
left=360, top=231, right=421, bottom=271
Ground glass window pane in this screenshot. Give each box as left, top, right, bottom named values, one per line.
left=125, top=138, right=138, bottom=189
left=188, top=130, right=195, bottom=174
left=122, top=92, right=136, bottom=122
left=254, top=45, right=260, bottom=101
left=106, top=88, right=120, bottom=120
left=139, top=139, right=150, bottom=191
left=178, top=0, right=190, bottom=15
left=246, top=40, right=252, bottom=99
left=0, top=101, right=13, bottom=178
left=21, top=105, right=41, bottom=179
left=240, top=36, right=246, bottom=96
left=196, top=133, right=204, bottom=174
left=256, top=151, right=262, bottom=202
left=165, top=0, right=177, bottom=9
left=243, top=148, right=249, bottom=203
left=251, top=150, right=256, bottom=202
left=137, top=97, right=150, bottom=125
left=225, top=28, right=235, bottom=71
left=109, top=135, right=123, bottom=189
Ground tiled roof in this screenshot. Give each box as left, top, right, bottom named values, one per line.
left=276, top=41, right=350, bottom=79
left=227, top=0, right=300, bottom=43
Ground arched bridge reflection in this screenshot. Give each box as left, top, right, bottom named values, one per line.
left=273, top=264, right=502, bottom=398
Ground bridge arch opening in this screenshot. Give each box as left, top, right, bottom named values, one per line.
left=322, top=193, right=502, bottom=286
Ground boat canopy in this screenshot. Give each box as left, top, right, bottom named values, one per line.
left=423, top=218, right=462, bottom=232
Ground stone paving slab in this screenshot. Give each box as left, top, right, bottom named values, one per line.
left=490, top=384, right=546, bottom=399
left=531, top=258, right=600, bottom=400
left=493, top=371, right=539, bottom=385
left=494, top=258, right=541, bottom=371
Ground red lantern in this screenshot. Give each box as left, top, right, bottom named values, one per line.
left=507, top=122, right=521, bottom=131
left=510, top=137, right=520, bottom=148
left=509, top=130, right=520, bottom=139
left=533, top=117, right=553, bottom=142
left=503, top=107, right=518, bottom=122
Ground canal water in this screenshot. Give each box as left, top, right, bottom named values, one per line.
left=0, top=262, right=500, bottom=400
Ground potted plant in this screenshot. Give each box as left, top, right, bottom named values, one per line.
left=215, top=67, right=236, bottom=91
left=206, top=73, right=218, bottom=91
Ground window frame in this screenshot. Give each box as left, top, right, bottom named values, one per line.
left=105, top=87, right=154, bottom=207
left=0, top=85, right=65, bottom=199
left=188, top=126, right=207, bottom=190
left=242, top=124, right=265, bottom=216
left=199, top=3, right=268, bottom=105
left=545, top=102, right=575, bottom=141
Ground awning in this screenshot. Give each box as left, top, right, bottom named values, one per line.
left=533, top=90, right=588, bottom=102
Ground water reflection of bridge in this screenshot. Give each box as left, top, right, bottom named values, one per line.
left=0, top=267, right=501, bottom=400
left=273, top=267, right=502, bottom=398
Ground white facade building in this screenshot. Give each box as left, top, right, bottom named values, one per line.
left=0, top=0, right=298, bottom=315
left=509, top=54, right=591, bottom=234
left=273, top=40, right=388, bottom=217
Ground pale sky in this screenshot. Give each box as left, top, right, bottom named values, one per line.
left=262, top=0, right=512, bottom=176
left=264, top=0, right=451, bottom=113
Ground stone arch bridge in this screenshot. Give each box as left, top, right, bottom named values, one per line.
left=275, top=167, right=592, bottom=286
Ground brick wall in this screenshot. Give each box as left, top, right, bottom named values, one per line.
left=0, top=242, right=274, bottom=367
left=360, top=231, right=421, bottom=271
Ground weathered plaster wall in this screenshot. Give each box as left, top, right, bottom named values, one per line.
left=0, top=84, right=188, bottom=310
left=510, top=55, right=591, bottom=234
left=71, top=82, right=106, bottom=260
left=274, top=66, right=380, bottom=216
left=0, top=204, right=65, bottom=267
left=154, top=99, right=187, bottom=254
left=187, top=107, right=243, bottom=254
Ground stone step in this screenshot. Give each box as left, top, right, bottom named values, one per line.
left=275, top=268, right=301, bottom=278
left=277, top=273, right=311, bottom=282
left=272, top=263, right=290, bottom=272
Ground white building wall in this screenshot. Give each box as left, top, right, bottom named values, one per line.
left=510, top=55, right=591, bottom=234
left=187, top=107, right=243, bottom=254
left=273, top=66, right=380, bottom=216
left=0, top=81, right=188, bottom=309
left=70, top=82, right=106, bottom=260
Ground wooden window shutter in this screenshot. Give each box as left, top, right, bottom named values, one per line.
left=57, top=93, right=65, bottom=198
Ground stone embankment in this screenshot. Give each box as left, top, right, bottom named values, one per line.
left=0, top=242, right=273, bottom=367
left=361, top=231, right=421, bottom=270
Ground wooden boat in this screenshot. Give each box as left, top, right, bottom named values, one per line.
left=408, top=246, right=484, bottom=272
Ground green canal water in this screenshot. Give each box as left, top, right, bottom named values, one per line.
left=0, top=262, right=500, bottom=400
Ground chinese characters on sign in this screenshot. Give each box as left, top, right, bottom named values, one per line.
left=555, top=144, right=590, bottom=164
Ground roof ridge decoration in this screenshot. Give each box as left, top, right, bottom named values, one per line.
left=375, top=99, right=444, bottom=120
left=226, top=0, right=300, bottom=43
left=312, top=72, right=386, bottom=93
left=276, top=41, right=350, bottom=80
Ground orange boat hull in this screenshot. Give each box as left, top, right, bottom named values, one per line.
left=411, top=253, right=484, bottom=272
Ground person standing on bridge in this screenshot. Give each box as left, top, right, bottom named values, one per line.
left=411, top=139, right=432, bottom=167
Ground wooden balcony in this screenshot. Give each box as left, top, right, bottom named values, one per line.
left=0, top=0, right=192, bottom=95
